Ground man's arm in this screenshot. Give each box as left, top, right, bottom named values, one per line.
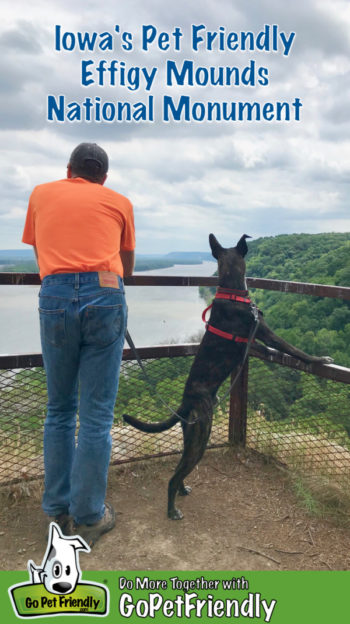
left=120, top=250, right=135, bottom=278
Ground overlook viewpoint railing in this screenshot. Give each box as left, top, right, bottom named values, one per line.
left=0, top=272, right=350, bottom=486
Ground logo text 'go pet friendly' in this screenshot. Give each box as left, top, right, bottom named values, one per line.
left=8, top=522, right=109, bottom=618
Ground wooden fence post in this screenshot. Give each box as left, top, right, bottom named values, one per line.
left=228, top=360, right=249, bottom=446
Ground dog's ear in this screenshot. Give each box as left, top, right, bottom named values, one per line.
left=236, top=234, right=251, bottom=257
left=209, top=234, right=224, bottom=259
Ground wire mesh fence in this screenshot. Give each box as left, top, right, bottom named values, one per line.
left=247, top=358, right=350, bottom=481
left=0, top=367, right=46, bottom=483
left=0, top=353, right=233, bottom=485
left=1, top=349, right=350, bottom=487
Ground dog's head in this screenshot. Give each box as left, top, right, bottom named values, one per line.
left=209, top=234, right=251, bottom=289
left=37, top=523, right=89, bottom=595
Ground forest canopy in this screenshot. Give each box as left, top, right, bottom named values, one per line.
left=245, top=232, right=350, bottom=367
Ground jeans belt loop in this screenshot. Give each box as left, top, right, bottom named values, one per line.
left=75, top=273, right=79, bottom=290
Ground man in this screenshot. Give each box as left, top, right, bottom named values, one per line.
left=22, top=143, right=135, bottom=546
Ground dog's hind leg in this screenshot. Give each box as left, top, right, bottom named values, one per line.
left=168, top=455, right=201, bottom=520
left=167, top=404, right=212, bottom=520
left=178, top=482, right=192, bottom=496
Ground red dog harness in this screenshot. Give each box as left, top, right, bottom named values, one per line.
left=202, top=287, right=253, bottom=343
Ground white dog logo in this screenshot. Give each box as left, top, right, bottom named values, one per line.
left=27, top=522, right=90, bottom=595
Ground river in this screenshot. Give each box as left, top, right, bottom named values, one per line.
left=0, top=262, right=216, bottom=355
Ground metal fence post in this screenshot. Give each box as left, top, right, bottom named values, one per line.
left=228, top=359, right=249, bottom=446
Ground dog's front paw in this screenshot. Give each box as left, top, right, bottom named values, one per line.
left=168, top=508, right=184, bottom=520
left=319, top=356, right=334, bottom=364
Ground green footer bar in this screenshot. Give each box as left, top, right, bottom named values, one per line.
left=2, top=570, right=349, bottom=622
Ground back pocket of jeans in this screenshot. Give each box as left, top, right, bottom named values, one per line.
left=85, top=304, right=123, bottom=346
left=39, top=308, right=66, bottom=347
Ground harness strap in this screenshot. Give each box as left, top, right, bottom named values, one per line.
left=206, top=324, right=250, bottom=343
left=217, top=287, right=248, bottom=296
left=215, top=292, right=251, bottom=304
left=202, top=303, right=213, bottom=322
left=202, top=288, right=254, bottom=342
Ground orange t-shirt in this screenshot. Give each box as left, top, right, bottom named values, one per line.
left=22, top=177, right=135, bottom=279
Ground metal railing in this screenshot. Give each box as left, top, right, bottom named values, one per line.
left=1, top=273, right=350, bottom=486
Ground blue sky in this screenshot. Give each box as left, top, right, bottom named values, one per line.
left=1, top=0, right=350, bottom=253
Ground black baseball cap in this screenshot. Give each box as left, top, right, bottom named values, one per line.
left=68, top=143, right=109, bottom=181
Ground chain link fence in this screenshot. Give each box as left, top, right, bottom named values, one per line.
left=0, top=352, right=234, bottom=485
left=1, top=366, right=46, bottom=483
left=247, top=358, right=350, bottom=483
left=1, top=348, right=349, bottom=487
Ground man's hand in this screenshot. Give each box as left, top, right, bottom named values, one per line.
left=120, top=250, right=135, bottom=277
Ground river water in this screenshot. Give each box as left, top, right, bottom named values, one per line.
left=0, top=262, right=216, bottom=355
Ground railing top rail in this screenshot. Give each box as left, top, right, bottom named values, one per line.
left=247, top=277, right=350, bottom=300
left=0, top=272, right=350, bottom=300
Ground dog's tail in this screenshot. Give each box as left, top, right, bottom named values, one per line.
left=122, top=413, right=179, bottom=433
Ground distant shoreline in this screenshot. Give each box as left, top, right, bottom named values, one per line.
left=0, top=251, right=213, bottom=274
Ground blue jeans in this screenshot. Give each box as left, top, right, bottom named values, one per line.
left=39, top=272, right=127, bottom=525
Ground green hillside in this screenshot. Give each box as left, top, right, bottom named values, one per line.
left=247, top=232, right=350, bottom=283
left=245, top=233, right=350, bottom=367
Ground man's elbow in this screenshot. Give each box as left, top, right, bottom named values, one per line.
left=124, top=266, right=134, bottom=278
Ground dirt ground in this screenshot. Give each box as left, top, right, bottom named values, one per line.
left=1, top=448, right=350, bottom=571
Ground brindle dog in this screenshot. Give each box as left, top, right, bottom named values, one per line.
left=123, top=234, right=333, bottom=519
